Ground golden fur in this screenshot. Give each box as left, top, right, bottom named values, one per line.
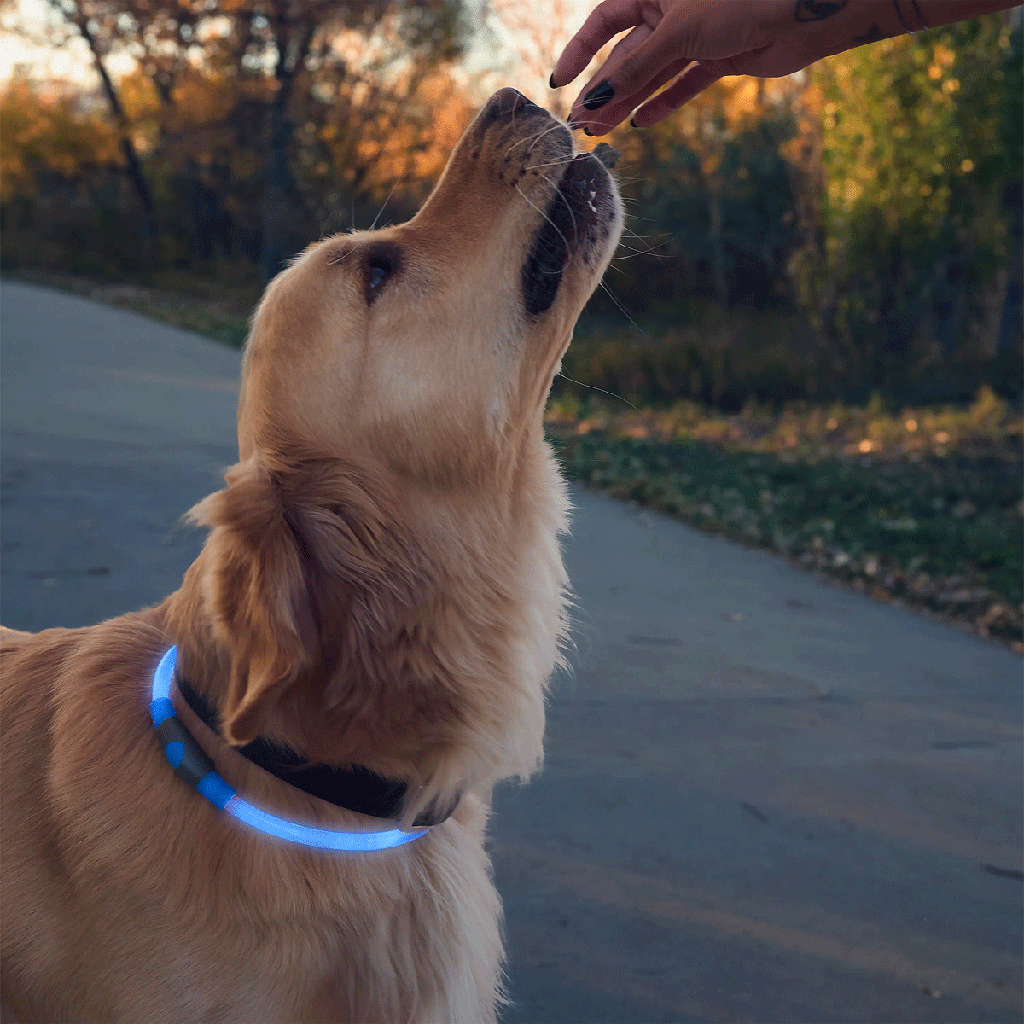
left=1, top=89, right=622, bottom=1023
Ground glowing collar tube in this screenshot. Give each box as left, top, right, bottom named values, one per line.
left=148, top=646, right=427, bottom=852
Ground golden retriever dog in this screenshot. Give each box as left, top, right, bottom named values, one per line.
left=0, top=87, right=622, bottom=1023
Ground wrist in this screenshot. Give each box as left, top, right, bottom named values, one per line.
left=795, top=1, right=909, bottom=62
left=908, top=1, right=1022, bottom=29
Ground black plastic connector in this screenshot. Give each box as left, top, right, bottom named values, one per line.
left=156, top=715, right=216, bottom=788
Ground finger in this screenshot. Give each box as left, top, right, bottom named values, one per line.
left=572, top=13, right=696, bottom=124
left=607, top=12, right=708, bottom=99
left=572, top=55, right=691, bottom=136
left=603, top=20, right=654, bottom=72
left=630, top=60, right=725, bottom=126
left=552, top=0, right=647, bottom=88
left=591, top=0, right=794, bottom=112
left=630, top=41, right=797, bottom=126
left=567, top=21, right=651, bottom=118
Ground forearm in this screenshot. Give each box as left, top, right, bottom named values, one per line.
left=798, top=0, right=1020, bottom=65
left=846, top=0, right=1021, bottom=42
left=557, top=0, right=1022, bottom=131
left=909, top=0, right=1021, bottom=30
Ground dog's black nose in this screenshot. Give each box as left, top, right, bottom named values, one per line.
left=489, top=87, right=538, bottom=118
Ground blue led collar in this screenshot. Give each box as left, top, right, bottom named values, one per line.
left=148, top=646, right=427, bottom=852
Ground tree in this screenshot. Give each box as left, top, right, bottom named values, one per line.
left=481, top=0, right=576, bottom=117
left=795, top=10, right=1022, bottom=399
left=0, top=75, right=118, bottom=203
left=44, top=0, right=158, bottom=236
left=606, top=75, right=802, bottom=311
left=26, top=1, right=470, bottom=277
left=225, top=0, right=469, bottom=280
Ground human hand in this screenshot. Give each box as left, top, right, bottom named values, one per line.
left=552, top=0, right=914, bottom=135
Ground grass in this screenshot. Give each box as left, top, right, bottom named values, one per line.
left=8, top=268, right=1021, bottom=651
left=548, top=388, right=1023, bottom=651
left=6, top=267, right=255, bottom=348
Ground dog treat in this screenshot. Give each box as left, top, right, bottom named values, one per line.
left=592, top=143, right=620, bottom=169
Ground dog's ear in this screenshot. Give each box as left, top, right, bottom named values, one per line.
left=189, top=459, right=318, bottom=746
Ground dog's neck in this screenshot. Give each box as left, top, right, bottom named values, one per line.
left=160, top=437, right=566, bottom=816
left=161, top=558, right=229, bottom=706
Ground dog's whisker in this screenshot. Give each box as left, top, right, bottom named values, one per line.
left=521, top=157, right=574, bottom=173
left=505, top=121, right=566, bottom=156
left=369, top=181, right=399, bottom=232
left=556, top=372, right=657, bottom=434
left=615, top=251, right=673, bottom=261
left=621, top=226, right=670, bottom=244
left=599, top=278, right=647, bottom=336
left=534, top=167, right=582, bottom=249
left=514, top=182, right=573, bottom=255
left=613, top=251, right=672, bottom=261
left=511, top=120, right=576, bottom=161
left=614, top=239, right=673, bottom=259
left=326, top=248, right=355, bottom=267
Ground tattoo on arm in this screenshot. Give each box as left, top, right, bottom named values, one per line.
left=908, top=0, right=929, bottom=30
left=891, top=0, right=914, bottom=32
left=794, top=0, right=849, bottom=21
left=852, top=22, right=890, bottom=43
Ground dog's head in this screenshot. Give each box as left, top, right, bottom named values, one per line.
left=186, top=91, right=623, bottom=803
left=236, top=87, right=622, bottom=479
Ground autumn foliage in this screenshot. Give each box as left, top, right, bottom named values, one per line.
left=1, top=4, right=1020, bottom=407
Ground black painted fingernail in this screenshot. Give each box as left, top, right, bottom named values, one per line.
left=582, top=80, right=614, bottom=110
left=549, top=73, right=557, bottom=89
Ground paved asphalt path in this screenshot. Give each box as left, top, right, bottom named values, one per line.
left=2, top=280, right=1021, bottom=1023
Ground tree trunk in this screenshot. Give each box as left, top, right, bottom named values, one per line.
left=260, top=5, right=316, bottom=284
left=708, top=186, right=729, bottom=306
left=260, top=79, right=290, bottom=282
left=997, top=178, right=1023, bottom=355
left=62, top=2, right=157, bottom=238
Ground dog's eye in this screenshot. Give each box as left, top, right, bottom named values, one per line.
left=363, top=253, right=395, bottom=304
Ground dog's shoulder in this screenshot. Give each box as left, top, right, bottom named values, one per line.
left=2, top=606, right=169, bottom=701
left=2, top=623, right=81, bottom=733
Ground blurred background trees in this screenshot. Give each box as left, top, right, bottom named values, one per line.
left=2, top=0, right=469, bottom=275
left=1, top=1, right=1020, bottom=408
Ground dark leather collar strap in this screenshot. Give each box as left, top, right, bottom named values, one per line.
left=176, top=676, right=451, bottom=828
